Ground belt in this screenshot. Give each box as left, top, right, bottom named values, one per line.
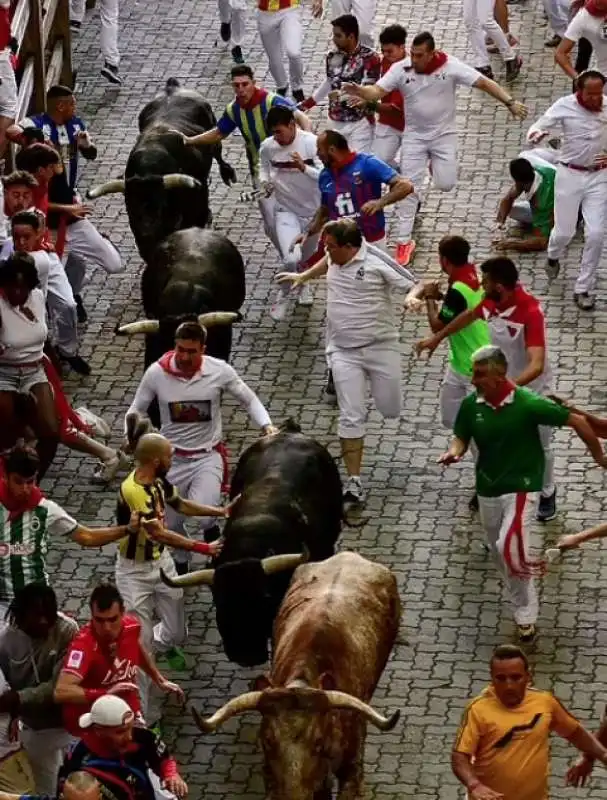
left=0, top=359, right=43, bottom=369
left=174, top=445, right=217, bottom=457
left=559, top=161, right=607, bottom=172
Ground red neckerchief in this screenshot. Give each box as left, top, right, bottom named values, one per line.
left=584, top=0, right=606, bottom=16
left=576, top=89, right=603, bottom=111
left=330, top=150, right=358, bottom=175
left=449, top=263, right=480, bottom=291
left=0, top=477, right=44, bottom=521
left=421, top=51, right=448, bottom=74
left=381, top=55, right=405, bottom=75
left=479, top=379, right=516, bottom=410
left=158, top=350, right=201, bottom=379
left=239, top=88, right=267, bottom=111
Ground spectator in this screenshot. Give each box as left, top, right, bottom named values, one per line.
left=0, top=584, right=78, bottom=794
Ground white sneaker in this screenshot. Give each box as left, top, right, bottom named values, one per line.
left=91, top=450, right=130, bottom=484
left=270, top=289, right=290, bottom=321
left=343, top=476, right=365, bottom=505
left=296, top=283, right=313, bottom=306
left=75, top=407, right=111, bottom=440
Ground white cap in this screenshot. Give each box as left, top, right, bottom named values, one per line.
left=79, top=695, right=135, bottom=729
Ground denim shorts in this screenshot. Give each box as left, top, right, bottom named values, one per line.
left=0, top=363, right=48, bottom=394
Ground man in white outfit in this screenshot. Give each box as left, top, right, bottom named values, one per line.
left=462, top=0, right=522, bottom=79
left=69, top=0, right=121, bottom=84
left=527, top=69, right=607, bottom=310
left=371, top=24, right=407, bottom=167
left=555, top=0, right=607, bottom=80
left=125, top=321, right=277, bottom=574
left=217, top=0, right=246, bottom=63
left=343, top=30, right=527, bottom=267
left=259, top=105, right=322, bottom=320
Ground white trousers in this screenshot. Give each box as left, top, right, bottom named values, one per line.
left=274, top=209, right=319, bottom=269
left=115, top=550, right=185, bottom=721
left=330, top=118, right=374, bottom=153
left=543, top=0, right=569, bottom=36
left=62, top=219, right=123, bottom=294
left=20, top=727, right=73, bottom=796
left=547, top=164, right=607, bottom=295
left=478, top=493, right=539, bottom=625
left=217, top=0, right=246, bottom=46
left=100, top=0, right=120, bottom=67
left=440, top=366, right=474, bottom=430
left=0, top=55, right=17, bottom=119
left=165, top=451, right=224, bottom=567
left=397, top=132, right=458, bottom=241
left=257, top=8, right=303, bottom=91
left=330, top=0, right=376, bottom=47
left=47, top=252, right=79, bottom=357
left=462, top=0, right=515, bottom=67
left=328, top=342, right=402, bottom=439
left=372, top=122, right=402, bottom=167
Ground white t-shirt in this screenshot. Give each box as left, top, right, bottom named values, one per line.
left=126, top=355, right=272, bottom=452
left=0, top=289, right=48, bottom=364
left=259, top=130, right=322, bottom=220
left=325, top=241, right=415, bottom=352
left=377, top=55, right=481, bottom=139
left=527, top=94, right=607, bottom=166
left=0, top=669, right=19, bottom=758
left=565, top=9, right=607, bottom=73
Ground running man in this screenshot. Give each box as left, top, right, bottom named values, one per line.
left=371, top=24, right=407, bottom=166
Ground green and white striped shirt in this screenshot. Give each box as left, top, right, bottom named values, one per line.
left=0, top=499, right=78, bottom=602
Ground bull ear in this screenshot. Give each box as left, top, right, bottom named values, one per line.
left=251, top=674, right=272, bottom=691
left=319, top=672, right=336, bottom=691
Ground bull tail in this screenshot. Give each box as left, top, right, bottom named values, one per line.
left=165, top=77, right=180, bottom=95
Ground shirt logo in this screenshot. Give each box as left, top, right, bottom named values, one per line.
left=67, top=650, right=84, bottom=669
left=355, top=266, right=365, bottom=280
left=0, top=542, right=36, bottom=557
left=334, top=192, right=356, bottom=216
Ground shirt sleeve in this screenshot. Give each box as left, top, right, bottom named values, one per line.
left=216, top=107, right=237, bottom=137
left=362, top=155, right=398, bottom=185
left=124, top=365, right=160, bottom=433
left=563, top=10, right=586, bottom=41
left=523, top=303, right=546, bottom=348
left=527, top=99, right=566, bottom=140
left=525, top=391, right=570, bottom=427
left=258, top=141, right=272, bottom=184
left=377, top=61, right=404, bottom=94
left=550, top=695, right=581, bottom=738
left=362, top=52, right=381, bottom=85
left=373, top=257, right=416, bottom=290
left=448, top=57, right=482, bottom=87
left=222, top=364, right=272, bottom=428
left=453, top=701, right=482, bottom=755
left=439, top=286, right=469, bottom=323
left=45, top=500, right=78, bottom=538
left=62, top=637, right=91, bottom=680
left=161, top=476, right=181, bottom=508
left=453, top=397, right=474, bottom=443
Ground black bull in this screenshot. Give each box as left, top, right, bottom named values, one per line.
left=87, top=78, right=236, bottom=262
left=161, top=425, right=345, bottom=667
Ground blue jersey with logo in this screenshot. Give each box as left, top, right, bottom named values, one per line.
left=319, top=152, right=397, bottom=242
left=23, top=113, right=88, bottom=191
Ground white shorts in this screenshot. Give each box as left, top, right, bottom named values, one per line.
left=0, top=53, right=17, bottom=119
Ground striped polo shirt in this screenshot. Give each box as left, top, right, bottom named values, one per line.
left=116, top=471, right=180, bottom=562
left=258, top=0, right=300, bottom=10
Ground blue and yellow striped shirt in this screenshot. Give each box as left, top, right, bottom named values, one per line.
left=216, top=89, right=295, bottom=174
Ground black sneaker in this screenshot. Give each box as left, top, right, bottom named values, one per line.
left=517, top=623, right=537, bottom=644
left=544, top=34, right=562, bottom=47
left=277, top=86, right=288, bottom=97
left=231, top=45, right=244, bottom=64
left=101, top=62, right=122, bottom=86
left=537, top=489, right=557, bottom=522
left=574, top=292, right=596, bottom=311
left=60, top=353, right=91, bottom=376
left=505, top=56, right=522, bottom=82
left=324, top=370, right=337, bottom=405
left=292, top=89, right=305, bottom=103
left=545, top=258, right=560, bottom=280
left=203, top=524, right=221, bottom=544
left=477, top=66, right=494, bottom=80
left=220, top=22, right=231, bottom=42
left=468, top=493, right=479, bottom=512
left=74, top=294, right=87, bottom=323
left=70, top=19, right=82, bottom=32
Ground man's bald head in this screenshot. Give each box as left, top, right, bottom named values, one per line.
left=134, top=433, right=172, bottom=467
left=63, top=771, right=101, bottom=800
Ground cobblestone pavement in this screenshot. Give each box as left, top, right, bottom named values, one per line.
left=39, top=0, right=607, bottom=796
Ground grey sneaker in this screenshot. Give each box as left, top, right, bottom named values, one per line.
left=343, top=476, right=365, bottom=506
left=101, top=62, right=122, bottom=86
left=537, top=489, right=557, bottom=522
left=505, top=56, right=522, bottom=82
left=545, top=258, right=560, bottom=280
left=574, top=292, right=596, bottom=311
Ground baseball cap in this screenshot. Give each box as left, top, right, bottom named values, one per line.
left=79, top=695, right=135, bottom=729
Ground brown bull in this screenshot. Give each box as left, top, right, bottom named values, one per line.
left=192, top=551, right=402, bottom=799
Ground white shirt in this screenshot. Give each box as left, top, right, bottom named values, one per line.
left=126, top=355, right=272, bottom=452
left=564, top=9, right=607, bottom=74
left=325, top=241, right=415, bottom=352
left=376, top=55, right=481, bottom=138
left=527, top=94, right=607, bottom=166
left=0, top=669, right=20, bottom=759
left=0, top=241, right=50, bottom=298
left=0, top=289, right=47, bottom=364
left=259, top=131, right=322, bottom=220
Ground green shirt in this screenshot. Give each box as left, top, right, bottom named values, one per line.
left=453, top=387, right=569, bottom=497
left=439, top=276, right=491, bottom=377
left=530, top=164, right=555, bottom=238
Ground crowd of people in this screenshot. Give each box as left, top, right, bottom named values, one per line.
left=0, top=0, right=601, bottom=796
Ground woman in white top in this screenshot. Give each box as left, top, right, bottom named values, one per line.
left=0, top=253, right=58, bottom=476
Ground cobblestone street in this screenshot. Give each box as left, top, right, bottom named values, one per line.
left=38, top=0, right=607, bottom=795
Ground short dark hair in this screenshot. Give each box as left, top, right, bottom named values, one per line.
left=0, top=252, right=40, bottom=292
left=47, top=84, right=73, bottom=101
left=332, top=13, right=359, bottom=39
left=412, top=31, right=435, bottom=50
left=577, top=69, right=606, bottom=89
left=8, top=582, right=57, bottom=626
left=90, top=584, right=125, bottom=613
left=3, top=445, right=39, bottom=478
left=323, top=218, right=363, bottom=247
left=2, top=170, right=38, bottom=190
left=509, top=158, right=535, bottom=184
left=21, top=128, right=45, bottom=146
left=175, top=320, right=207, bottom=344
left=266, top=105, right=296, bottom=130
left=379, top=24, right=407, bottom=46
left=11, top=210, right=42, bottom=231
left=490, top=643, right=529, bottom=671
left=15, top=143, right=59, bottom=173
left=438, top=235, right=470, bottom=266
left=324, top=129, right=349, bottom=151
left=480, top=256, right=519, bottom=289
left=231, top=64, right=254, bottom=81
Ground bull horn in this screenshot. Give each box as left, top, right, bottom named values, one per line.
left=260, top=552, right=307, bottom=576
left=191, top=692, right=262, bottom=733
left=197, top=312, right=242, bottom=328
left=86, top=179, right=126, bottom=199
left=162, top=174, right=202, bottom=190
left=116, top=320, right=160, bottom=335
left=324, top=690, right=400, bottom=731
left=159, top=567, right=215, bottom=588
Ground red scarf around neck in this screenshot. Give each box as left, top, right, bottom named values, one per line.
left=584, top=0, right=606, bottom=16
left=422, top=51, right=448, bottom=75
left=158, top=350, right=201, bottom=379
left=0, top=477, right=43, bottom=521
left=576, top=89, right=603, bottom=111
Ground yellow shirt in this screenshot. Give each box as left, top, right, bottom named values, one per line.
left=454, top=686, right=580, bottom=800
left=116, top=471, right=180, bottom=562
